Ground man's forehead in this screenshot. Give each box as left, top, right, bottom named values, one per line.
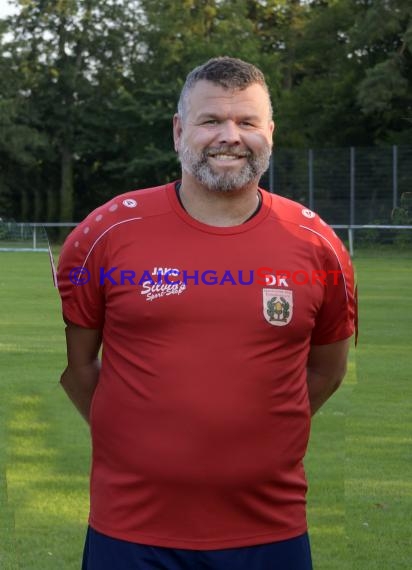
left=186, top=80, right=270, bottom=117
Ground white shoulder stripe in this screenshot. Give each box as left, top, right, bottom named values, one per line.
left=299, top=224, right=349, bottom=300
left=80, top=217, right=143, bottom=274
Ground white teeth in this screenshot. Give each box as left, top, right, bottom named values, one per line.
left=212, top=154, right=242, bottom=161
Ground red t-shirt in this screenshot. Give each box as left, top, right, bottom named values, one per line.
left=58, top=183, right=356, bottom=550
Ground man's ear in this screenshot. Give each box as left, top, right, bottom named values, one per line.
left=270, top=120, right=276, bottom=138
left=173, top=113, right=183, bottom=152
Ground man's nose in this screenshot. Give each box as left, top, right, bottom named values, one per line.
left=217, top=120, right=241, bottom=145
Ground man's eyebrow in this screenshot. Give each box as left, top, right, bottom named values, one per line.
left=238, top=115, right=261, bottom=122
left=196, top=113, right=222, bottom=121
left=196, top=113, right=261, bottom=122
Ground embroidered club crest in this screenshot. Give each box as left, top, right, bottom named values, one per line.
left=263, top=288, right=293, bottom=326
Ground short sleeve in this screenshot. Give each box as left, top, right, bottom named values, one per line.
left=57, top=215, right=106, bottom=329
left=310, top=233, right=357, bottom=346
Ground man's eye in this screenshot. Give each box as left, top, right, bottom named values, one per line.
left=241, top=121, right=253, bottom=127
left=203, top=120, right=219, bottom=125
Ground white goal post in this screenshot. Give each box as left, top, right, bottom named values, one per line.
left=333, top=225, right=412, bottom=256
left=0, top=222, right=76, bottom=252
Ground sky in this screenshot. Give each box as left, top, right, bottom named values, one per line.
left=0, top=0, right=19, bottom=19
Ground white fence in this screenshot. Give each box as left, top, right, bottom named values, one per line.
left=1, top=222, right=411, bottom=257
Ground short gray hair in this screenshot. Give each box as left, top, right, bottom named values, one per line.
left=177, top=56, right=273, bottom=121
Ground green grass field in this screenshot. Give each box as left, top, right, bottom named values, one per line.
left=1, top=249, right=411, bottom=569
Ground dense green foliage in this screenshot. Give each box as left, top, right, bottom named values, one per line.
left=0, top=0, right=411, bottom=221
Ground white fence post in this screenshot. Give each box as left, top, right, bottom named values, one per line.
left=393, top=145, right=398, bottom=210
left=308, top=149, right=314, bottom=210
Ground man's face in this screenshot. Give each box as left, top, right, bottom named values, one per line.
left=173, top=80, right=275, bottom=192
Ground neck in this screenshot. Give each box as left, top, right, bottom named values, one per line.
left=178, top=174, right=261, bottom=227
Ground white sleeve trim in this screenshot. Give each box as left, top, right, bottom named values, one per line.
left=76, top=217, right=143, bottom=283
left=299, top=224, right=349, bottom=301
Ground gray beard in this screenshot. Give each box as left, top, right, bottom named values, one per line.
left=178, top=144, right=271, bottom=192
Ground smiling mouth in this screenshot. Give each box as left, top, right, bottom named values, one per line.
left=208, top=153, right=247, bottom=161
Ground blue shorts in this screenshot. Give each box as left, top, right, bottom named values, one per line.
left=82, top=526, right=312, bottom=570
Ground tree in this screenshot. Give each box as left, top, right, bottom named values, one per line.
left=1, top=0, right=411, bottom=223
left=350, top=0, right=412, bottom=143
left=1, top=0, right=142, bottom=222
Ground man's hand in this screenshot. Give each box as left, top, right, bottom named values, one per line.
left=60, top=320, right=102, bottom=424
left=306, top=338, right=351, bottom=416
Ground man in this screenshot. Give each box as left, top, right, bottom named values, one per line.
left=58, top=57, right=356, bottom=570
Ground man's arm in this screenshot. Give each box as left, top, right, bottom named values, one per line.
left=60, top=320, right=102, bottom=424
left=306, top=338, right=351, bottom=416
